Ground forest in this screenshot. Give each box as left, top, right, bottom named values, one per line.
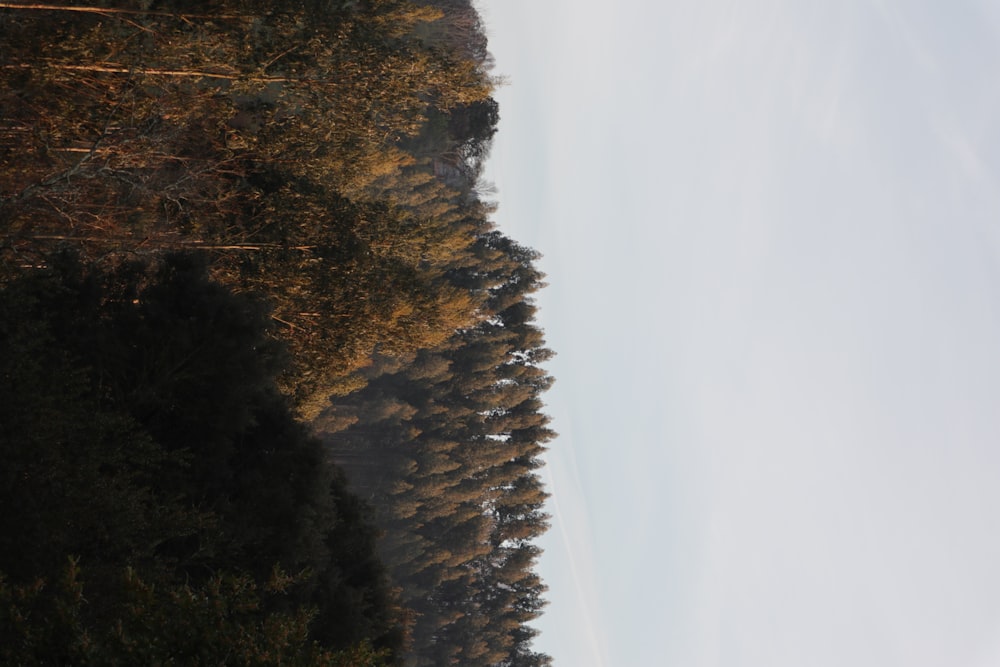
left=0, top=1, right=554, bottom=665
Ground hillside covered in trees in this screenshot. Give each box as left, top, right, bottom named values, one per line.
left=0, top=1, right=554, bottom=665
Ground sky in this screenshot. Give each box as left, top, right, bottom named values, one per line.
left=477, top=1, right=1000, bottom=666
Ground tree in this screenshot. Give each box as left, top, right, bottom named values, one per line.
left=0, top=558, right=393, bottom=666
left=0, top=251, right=406, bottom=661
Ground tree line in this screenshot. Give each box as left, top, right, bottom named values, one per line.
left=0, top=1, right=553, bottom=665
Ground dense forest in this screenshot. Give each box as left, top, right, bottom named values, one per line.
left=0, top=1, right=554, bottom=665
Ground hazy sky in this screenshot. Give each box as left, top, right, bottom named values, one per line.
left=478, top=1, right=1000, bottom=665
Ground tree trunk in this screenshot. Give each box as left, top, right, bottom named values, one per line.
left=13, top=234, right=318, bottom=251
left=0, top=2, right=245, bottom=20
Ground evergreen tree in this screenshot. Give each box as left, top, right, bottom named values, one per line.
left=0, top=252, right=405, bottom=662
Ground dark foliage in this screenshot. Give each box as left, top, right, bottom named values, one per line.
left=0, top=0, right=552, bottom=664
left=0, top=253, right=403, bottom=663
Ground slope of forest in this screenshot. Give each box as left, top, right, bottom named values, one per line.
left=1, top=0, right=554, bottom=665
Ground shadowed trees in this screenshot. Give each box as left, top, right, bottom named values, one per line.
left=1, top=1, right=554, bottom=664
left=320, top=233, right=554, bottom=666
left=0, top=253, right=404, bottom=664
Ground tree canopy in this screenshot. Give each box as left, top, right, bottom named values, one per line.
left=0, top=1, right=554, bottom=664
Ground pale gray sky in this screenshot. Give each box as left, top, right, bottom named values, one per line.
left=479, top=1, right=1000, bottom=666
